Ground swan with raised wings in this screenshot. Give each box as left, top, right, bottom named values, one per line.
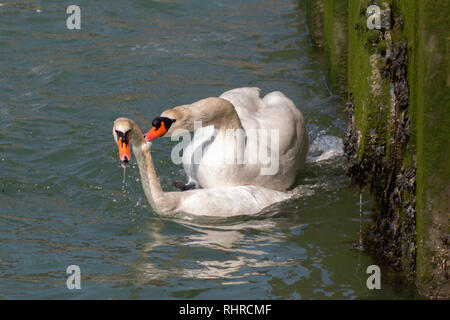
left=113, top=118, right=293, bottom=217
left=144, top=87, right=309, bottom=191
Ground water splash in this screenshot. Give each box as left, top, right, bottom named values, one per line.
left=121, top=167, right=127, bottom=191
left=359, top=192, right=363, bottom=251
left=288, top=183, right=318, bottom=199
left=307, top=133, right=344, bottom=163
left=355, top=192, right=364, bottom=287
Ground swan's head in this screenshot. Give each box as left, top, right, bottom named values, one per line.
left=144, top=116, right=178, bottom=141
left=144, top=106, right=195, bottom=141
left=113, top=118, right=133, bottom=168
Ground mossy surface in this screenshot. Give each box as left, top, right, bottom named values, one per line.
left=323, top=0, right=348, bottom=96
left=399, top=0, right=450, bottom=298
left=305, top=0, right=325, bottom=48
left=305, top=0, right=348, bottom=96
left=305, top=0, right=449, bottom=298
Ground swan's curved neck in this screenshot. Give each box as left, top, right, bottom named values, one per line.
left=169, top=97, right=243, bottom=132
left=129, top=126, right=168, bottom=213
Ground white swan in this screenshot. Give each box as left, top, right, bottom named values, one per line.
left=113, top=118, right=293, bottom=217
left=144, top=87, right=309, bottom=191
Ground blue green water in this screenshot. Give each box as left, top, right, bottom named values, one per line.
left=0, top=0, right=419, bottom=299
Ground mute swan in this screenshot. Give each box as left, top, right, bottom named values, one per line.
left=144, top=87, right=309, bottom=191
left=113, top=118, right=293, bottom=217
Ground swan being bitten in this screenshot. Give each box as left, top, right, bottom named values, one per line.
left=144, top=88, right=309, bottom=191
left=113, top=118, right=293, bottom=217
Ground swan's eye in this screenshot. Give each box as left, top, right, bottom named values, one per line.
left=152, top=118, right=161, bottom=128
left=146, top=117, right=176, bottom=141
left=152, top=117, right=175, bottom=130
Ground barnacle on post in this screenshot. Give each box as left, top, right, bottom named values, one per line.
left=344, top=28, right=416, bottom=278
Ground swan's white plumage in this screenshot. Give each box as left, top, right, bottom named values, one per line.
left=181, top=87, right=308, bottom=191
left=174, top=185, right=292, bottom=217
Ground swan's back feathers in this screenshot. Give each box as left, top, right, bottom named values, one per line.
left=182, top=87, right=309, bottom=191
left=220, top=87, right=264, bottom=130
left=220, top=87, right=264, bottom=112
left=219, top=87, right=309, bottom=188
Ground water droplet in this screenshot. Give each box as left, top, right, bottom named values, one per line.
left=359, top=192, right=363, bottom=251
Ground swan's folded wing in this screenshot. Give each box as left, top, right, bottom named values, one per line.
left=182, top=125, right=216, bottom=186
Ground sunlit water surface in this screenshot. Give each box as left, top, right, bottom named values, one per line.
left=0, top=0, right=419, bottom=299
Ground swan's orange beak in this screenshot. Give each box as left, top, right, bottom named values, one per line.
left=117, top=137, right=131, bottom=168
left=144, top=121, right=167, bottom=141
